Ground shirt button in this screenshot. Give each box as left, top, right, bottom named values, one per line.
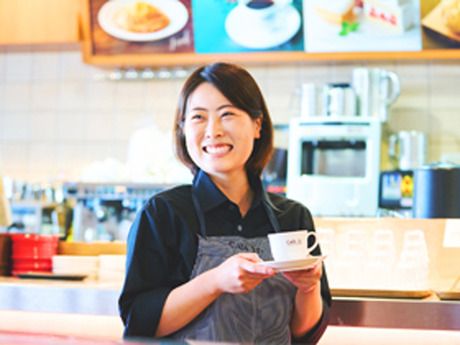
left=237, top=225, right=243, bottom=232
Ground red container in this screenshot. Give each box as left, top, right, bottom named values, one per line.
left=10, top=234, right=59, bottom=276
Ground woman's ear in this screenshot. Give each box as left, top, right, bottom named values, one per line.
left=254, top=116, right=262, bottom=139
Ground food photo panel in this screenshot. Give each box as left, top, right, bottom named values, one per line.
left=89, top=0, right=194, bottom=55
left=422, top=0, right=460, bottom=48
left=192, top=0, right=304, bottom=53
left=303, top=0, right=423, bottom=52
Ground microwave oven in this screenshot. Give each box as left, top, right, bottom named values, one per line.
left=286, top=117, right=381, bottom=217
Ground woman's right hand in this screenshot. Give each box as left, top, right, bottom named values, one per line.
left=211, top=253, right=275, bottom=294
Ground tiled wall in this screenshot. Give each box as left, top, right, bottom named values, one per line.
left=0, top=46, right=459, bottom=182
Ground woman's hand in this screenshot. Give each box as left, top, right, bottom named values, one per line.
left=212, top=253, right=275, bottom=294
left=282, top=262, right=322, bottom=294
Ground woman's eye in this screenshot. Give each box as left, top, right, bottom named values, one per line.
left=221, top=111, right=235, bottom=117
left=190, top=114, right=204, bottom=121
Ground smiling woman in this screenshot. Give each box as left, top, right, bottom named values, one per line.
left=181, top=82, right=262, bottom=184
left=118, top=62, right=331, bottom=344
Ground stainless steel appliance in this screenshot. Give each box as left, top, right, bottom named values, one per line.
left=287, top=117, right=382, bottom=217
left=389, top=130, right=427, bottom=171
left=352, top=68, right=400, bottom=121
left=322, top=82, right=357, bottom=117
left=413, top=164, right=460, bottom=218
left=63, top=182, right=171, bottom=241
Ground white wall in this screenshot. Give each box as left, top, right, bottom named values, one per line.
left=0, top=46, right=459, bottom=182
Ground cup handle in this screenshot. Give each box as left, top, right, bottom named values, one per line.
left=305, top=232, right=319, bottom=255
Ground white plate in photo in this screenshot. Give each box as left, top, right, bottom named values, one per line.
left=225, top=4, right=301, bottom=49
left=98, top=0, right=189, bottom=42
left=260, top=256, right=326, bottom=272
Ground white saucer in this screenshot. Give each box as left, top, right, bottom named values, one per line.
left=98, top=0, right=189, bottom=42
left=225, top=5, right=301, bottom=49
left=260, top=256, right=326, bottom=272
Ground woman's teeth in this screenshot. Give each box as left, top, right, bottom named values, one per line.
left=205, top=145, right=231, bottom=154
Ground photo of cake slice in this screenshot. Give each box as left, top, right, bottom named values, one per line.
left=363, top=0, right=416, bottom=34
left=314, top=0, right=356, bottom=25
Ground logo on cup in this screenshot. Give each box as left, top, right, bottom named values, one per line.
left=268, top=230, right=319, bottom=261
left=286, top=239, right=301, bottom=246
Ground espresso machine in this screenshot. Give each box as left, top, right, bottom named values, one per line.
left=287, top=117, right=382, bottom=217
left=63, top=182, right=172, bottom=242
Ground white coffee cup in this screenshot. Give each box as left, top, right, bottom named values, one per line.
left=238, top=0, right=292, bottom=22
left=268, top=230, right=319, bottom=261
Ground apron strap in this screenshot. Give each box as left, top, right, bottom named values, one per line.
left=191, top=190, right=207, bottom=238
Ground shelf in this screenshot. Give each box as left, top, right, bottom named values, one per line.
left=81, top=49, right=460, bottom=69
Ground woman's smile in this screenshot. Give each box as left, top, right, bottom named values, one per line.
left=203, top=143, right=233, bottom=156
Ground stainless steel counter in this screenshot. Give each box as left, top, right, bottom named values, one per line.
left=330, top=297, right=460, bottom=331
left=0, top=278, right=120, bottom=315
left=0, top=278, right=459, bottom=331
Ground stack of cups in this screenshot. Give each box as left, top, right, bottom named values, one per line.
left=334, top=229, right=368, bottom=288
left=395, top=229, right=429, bottom=290
left=365, top=229, right=397, bottom=289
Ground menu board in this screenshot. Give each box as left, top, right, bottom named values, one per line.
left=81, top=0, right=460, bottom=66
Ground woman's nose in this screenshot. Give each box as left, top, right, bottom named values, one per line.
left=205, top=117, right=223, bottom=138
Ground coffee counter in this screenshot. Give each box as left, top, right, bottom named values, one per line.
left=1, top=218, right=459, bottom=342
left=0, top=277, right=459, bottom=342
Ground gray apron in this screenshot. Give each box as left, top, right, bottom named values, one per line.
left=170, top=193, right=297, bottom=344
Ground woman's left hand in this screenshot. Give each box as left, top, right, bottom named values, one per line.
left=282, top=263, right=322, bottom=294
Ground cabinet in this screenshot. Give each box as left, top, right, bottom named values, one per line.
left=0, top=0, right=80, bottom=45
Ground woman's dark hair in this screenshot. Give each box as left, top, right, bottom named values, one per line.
left=174, top=62, right=274, bottom=176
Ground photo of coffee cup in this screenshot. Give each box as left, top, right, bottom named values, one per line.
left=237, top=0, right=292, bottom=22
left=268, top=230, right=319, bottom=262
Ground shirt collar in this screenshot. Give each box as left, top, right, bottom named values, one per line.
left=192, top=169, right=265, bottom=213
left=192, top=170, right=227, bottom=212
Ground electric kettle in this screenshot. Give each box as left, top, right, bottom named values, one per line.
left=352, top=68, right=400, bottom=121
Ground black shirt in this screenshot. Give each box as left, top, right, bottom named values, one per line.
left=119, top=170, right=331, bottom=343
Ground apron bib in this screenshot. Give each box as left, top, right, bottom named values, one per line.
left=170, top=236, right=296, bottom=344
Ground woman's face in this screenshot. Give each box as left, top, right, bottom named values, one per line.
left=183, top=82, right=261, bottom=179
